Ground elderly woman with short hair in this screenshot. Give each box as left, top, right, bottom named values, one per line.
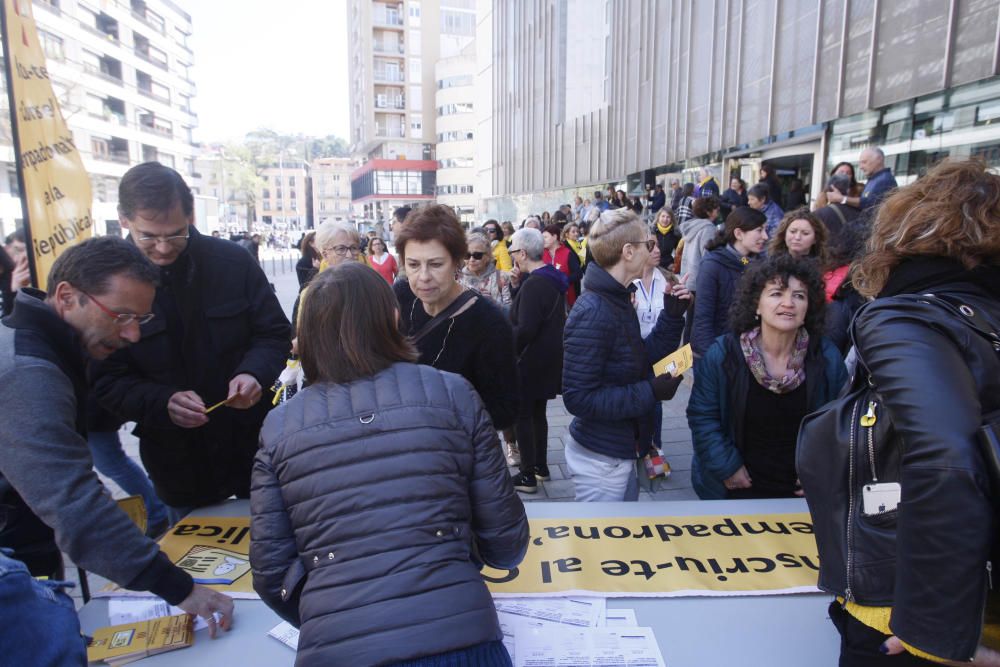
left=507, top=228, right=568, bottom=493
left=562, top=208, right=685, bottom=501
left=293, top=220, right=363, bottom=329
left=459, top=231, right=511, bottom=311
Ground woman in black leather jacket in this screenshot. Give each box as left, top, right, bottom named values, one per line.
left=798, top=159, right=1000, bottom=665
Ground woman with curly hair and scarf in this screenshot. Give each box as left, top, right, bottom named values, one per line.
left=686, top=254, right=847, bottom=499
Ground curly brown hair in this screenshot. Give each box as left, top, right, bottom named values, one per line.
left=729, top=254, right=827, bottom=336
left=767, top=207, right=830, bottom=268
left=855, top=158, right=1000, bottom=298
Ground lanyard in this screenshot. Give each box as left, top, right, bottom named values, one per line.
left=637, top=274, right=657, bottom=312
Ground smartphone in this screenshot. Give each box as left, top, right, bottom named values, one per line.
left=862, top=482, right=901, bottom=516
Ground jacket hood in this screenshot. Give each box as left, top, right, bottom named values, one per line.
left=680, top=217, right=715, bottom=239
left=581, top=262, right=630, bottom=302
left=532, top=263, right=569, bottom=293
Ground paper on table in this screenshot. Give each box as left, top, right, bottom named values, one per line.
left=267, top=622, right=299, bottom=650
left=604, top=607, right=638, bottom=627
left=493, top=596, right=606, bottom=627
left=514, top=623, right=666, bottom=667
left=108, top=598, right=209, bottom=632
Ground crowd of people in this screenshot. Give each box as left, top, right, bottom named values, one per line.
left=1, top=149, right=999, bottom=666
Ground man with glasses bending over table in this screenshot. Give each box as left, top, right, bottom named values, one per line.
left=93, top=162, right=290, bottom=525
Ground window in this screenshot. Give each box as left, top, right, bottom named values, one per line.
left=289, top=176, right=296, bottom=186
left=437, top=75, right=473, bottom=89
left=440, top=10, right=475, bottom=36
left=38, top=31, right=64, bottom=61
left=436, top=130, right=473, bottom=143
left=8, top=170, right=19, bottom=197
left=437, top=102, right=473, bottom=116
left=91, top=137, right=110, bottom=158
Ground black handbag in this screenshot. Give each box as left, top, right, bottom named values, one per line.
left=798, top=292, right=1000, bottom=600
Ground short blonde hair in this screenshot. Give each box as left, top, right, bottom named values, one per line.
left=588, top=208, right=645, bottom=267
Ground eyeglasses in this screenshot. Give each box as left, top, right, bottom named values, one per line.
left=466, top=251, right=488, bottom=260
left=626, top=239, right=657, bottom=252
left=81, top=291, right=155, bottom=326
left=324, top=244, right=361, bottom=257
left=135, top=229, right=190, bottom=247
left=484, top=227, right=498, bottom=235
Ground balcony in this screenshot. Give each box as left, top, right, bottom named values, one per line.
left=372, top=12, right=403, bottom=28
left=131, top=9, right=165, bottom=34
left=138, top=87, right=171, bottom=105
left=374, top=125, right=405, bottom=138
left=139, top=123, right=172, bottom=138
left=373, top=41, right=404, bottom=55
left=374, top=69, right=404, bottom=83
left=135, top=47, right=168, bottom=70
left=84, top=63, right=124, bottom=86
left=374, top=94, right=405, bottom=110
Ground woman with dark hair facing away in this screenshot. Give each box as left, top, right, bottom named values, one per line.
left=295, top=231, right=320, bottom=289
left=798, top=159, right=1000, bottom=665
left=758, top=163, right=784, bottom=208
left=690, top=207, right=768, bottom=357
left=395, top=205, right=518, bottom=432
left=674, top=182, right=697, bottom=225
left=507, top=228, right=568, bottom=493
left=542, top=223, right=582, bottom=307
left=747, top=183, right=784, bottom=239
left=251, top=263, right=529, bottom=666
left=687, top=255, right=846, bottom=500
left=767, top=208, right=830, bottom=266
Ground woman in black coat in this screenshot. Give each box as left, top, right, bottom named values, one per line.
left=507, top=228, right=568, bottom=494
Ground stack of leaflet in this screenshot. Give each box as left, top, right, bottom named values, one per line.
left=86, top=614, right=194, bottom=666
left=495, top=597, right=666, bottom=666
left=268, top=598, right=664, bottom=666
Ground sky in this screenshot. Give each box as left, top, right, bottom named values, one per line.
left=185, top=0, right=351, bottom=143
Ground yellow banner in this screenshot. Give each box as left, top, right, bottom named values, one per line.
left=484, top=513, right=820, bottom=597
left=97, top=517, right=256, bottom=599
left=98, top=512, right=820, bottom=600
left=2, top=0, right=93, bottom=290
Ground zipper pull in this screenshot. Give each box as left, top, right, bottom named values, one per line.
left=988, top=562, right=993, bottom=590
left=860, top=401, right=878, bottom=427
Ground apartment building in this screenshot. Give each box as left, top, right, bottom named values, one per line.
left=347, top=0, right=476, bottom=231
left=311, top=156, right=355, bottom=224
left=433, top=39, right=475, bottom=223
left=194, top=147, right=254, bottom=233
left=255, top=164, right=309, bottom=231
left=0, top=0, right=198, bottom=238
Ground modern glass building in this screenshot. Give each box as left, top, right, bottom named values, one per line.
left=482, top=0, right=1000, bottom=220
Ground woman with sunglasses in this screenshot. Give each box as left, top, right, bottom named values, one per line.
left=459, top=230, right=516, bottom=462
left=482, top=220, right=512, bottom=271
left=365, top=236, right=397, bottom=285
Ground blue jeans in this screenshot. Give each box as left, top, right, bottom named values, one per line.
left=0, top=549, right=86, bottom=666
left=564, top=436, right=640, bottom=501
left=88, top=430, right=168, bottom=530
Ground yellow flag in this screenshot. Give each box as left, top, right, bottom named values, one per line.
left=1, top=0, right=93, bottom=290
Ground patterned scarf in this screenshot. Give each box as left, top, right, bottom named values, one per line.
left=739, top=326, right=810, bottom=394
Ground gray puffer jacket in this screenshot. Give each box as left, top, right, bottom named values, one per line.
left=250, top=362, right=529, bottom=667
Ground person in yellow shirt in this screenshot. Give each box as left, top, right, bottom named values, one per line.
left=483, top=220, right=512, bottom=271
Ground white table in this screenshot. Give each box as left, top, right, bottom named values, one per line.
left=78, top=498, right=839, bottom=665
